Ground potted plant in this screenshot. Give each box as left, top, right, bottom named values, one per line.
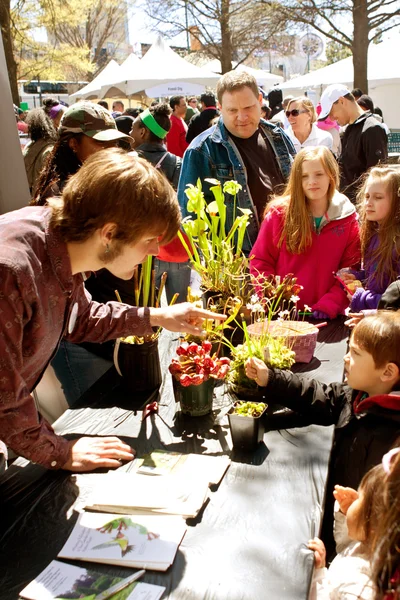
left=114, top=257, right=177, bottom=393
left=178, top=178, right=252, bottom=309
left=228, top=401, right=268, bottom=450
left=169, top=340, right=231, bottom=416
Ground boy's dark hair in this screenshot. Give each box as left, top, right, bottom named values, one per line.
left=374, top=106, right=384, bottom=119
left=200, top=92, right=216, bottom=107
left=98, top=100, right=109, bottom=110
left=351, top=88, right=364, bottom=100
left=170, top=95, right=184, bottom=111
left=353, top=311, right=400, bottom=371
left=123, top=107, right=142, bottom=118
left=358, top=95, right=374, bottom=112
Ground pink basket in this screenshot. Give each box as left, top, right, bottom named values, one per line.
left=247, top=321, right=319, bottom=364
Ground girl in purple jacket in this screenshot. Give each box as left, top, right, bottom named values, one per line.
left=342, top=167, right=400, bottom=312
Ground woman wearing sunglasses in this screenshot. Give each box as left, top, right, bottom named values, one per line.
left=286, top=96, right=333, bottom=153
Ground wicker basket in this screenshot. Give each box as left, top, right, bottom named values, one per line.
left=247, top=320, right=319, bottom=364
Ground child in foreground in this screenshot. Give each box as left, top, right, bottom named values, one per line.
left=250, top=146, right=360, bottom=320
left=245, top=311, right=400, bottom=556
left=341, top=167, right=400, bottom=312
left=308, top=446, right=400, bottom=600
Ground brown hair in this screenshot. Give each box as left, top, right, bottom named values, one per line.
left=352, top=311, right=400, bottom=372
left=48, top=148, right=180, bottom=246
left=371, top=446, right=400, bottom=598
left=267, top=146, right=339, bottom=254
left=216, top=70, right=259, bottom=104
left=287, top=96, right=317, bottom=123
left=357, top=167, right=400, bottom=288
left=352, top=464, right=386, bottom=550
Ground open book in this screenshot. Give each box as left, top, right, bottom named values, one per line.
left=86, top=451, right=230, bottom=519
left=20, top=560, right=165, bottom=600
left=58, top=513, right=186, bottom=572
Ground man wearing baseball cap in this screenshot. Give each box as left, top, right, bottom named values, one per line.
left=319, top=83, right=387, bottom=203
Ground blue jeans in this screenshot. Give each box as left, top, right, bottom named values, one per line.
left=154, top=259, right=191, bottom=304
left=51, top=340, right=112, bottom=407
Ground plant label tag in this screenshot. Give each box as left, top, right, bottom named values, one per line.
left=68, top=302, right=79, bottom=334
left=263, top=346, right=270, bottom=363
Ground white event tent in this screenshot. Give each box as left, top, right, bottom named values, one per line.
left=204, top=59, right=283, bottom=87
left=69, top=59, right=122, bottom=100
left=280, top=37, right=400, bottom=129
left=100, top=36, right=220, bottom=99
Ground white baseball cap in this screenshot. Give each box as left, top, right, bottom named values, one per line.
left=318, top=84, right=351, bottom=120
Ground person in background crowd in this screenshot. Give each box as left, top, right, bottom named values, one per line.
left=316, top=103, right=341, bottom=157
left=32, top=102, right=137, bottom=406
left=351, top=88, right=364, bottom=101
left=319, top=84, right=388, bottom=203
left=270, top=95, right=293, bottom=129
left=371, top=446, right=400, bottom=600
left=15, top=105, right=28, bottom=133
left=115, top=115, right=134, bottom=135
left=112, top=100, right=125, bottom=115
left=285, top=96, right=333, bottom=153
left=340, top=167, right=400, bottom=312
left=186, top=91, right=219, bottom=144
left=261, top=102, right=271, bottom=120
left=123, top=107, right=143, bottom=118
left=98, top=100, right=109, bottom=110
left=358, top=96, right=390, bottom=136
left=23, top=108, right=57, bottom=196
left=245, top=311, right=400, bottom=559
left=267, top=85, right=283, bottom=118
left=166, top=95, right=188, bottom=158
left=129, top=102, right=191, bottom=304
left=308, top=464, right=382, bottom=599
left=178, top=70, right=295, bottom=255
left=0, top=148, right=223, bottom=472
left=43, top=97, right=67, bottom=129
left=250, top=146, right=360, bottom=319
left=184, top=96, right=199, bottom=125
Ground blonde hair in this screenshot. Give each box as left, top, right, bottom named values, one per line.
left=287, top=96, right=316, bottom=123
left=357, top=167, right=400, bottom=288
left=267, top=146, right=339, bottom=254
left=49, top=148, right=180, bottom=245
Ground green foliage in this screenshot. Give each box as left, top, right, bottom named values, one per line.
left=233, top=401, right=267, bottom=417
left=325, top=32, right=352, bottom=65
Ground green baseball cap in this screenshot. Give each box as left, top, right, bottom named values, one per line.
left=59, top=101, right=132, bottom=142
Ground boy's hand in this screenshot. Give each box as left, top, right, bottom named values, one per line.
left=308, top=537, right=326, bottom=569
left=245, top=357, right=269, bottom=387
left=345, top=312, right=365, bottom=328
left=333, top=485, right=359, bottom=514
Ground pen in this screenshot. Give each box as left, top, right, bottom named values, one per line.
left=95, top=569, right=145, bottom=600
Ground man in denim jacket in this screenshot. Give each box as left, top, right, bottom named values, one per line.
left=178, top=71, right=295, bottom=255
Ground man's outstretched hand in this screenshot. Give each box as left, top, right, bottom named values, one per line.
left=150, top=302, right=226, bottom=335
left=62, top=436, right=135, bottom=472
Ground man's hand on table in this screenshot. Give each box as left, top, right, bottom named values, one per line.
left=62, top=436, right=135, bottom=472
left=150, top=302, right=226, bottom=335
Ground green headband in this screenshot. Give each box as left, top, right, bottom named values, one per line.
left=140, top=108, right=168, bottom=139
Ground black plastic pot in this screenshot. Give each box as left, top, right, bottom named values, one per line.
left=114, top=337, right=162, bottom=393
left=172, top=377, right=215, bottom=416
left=228, top=402, right=267, bottom=450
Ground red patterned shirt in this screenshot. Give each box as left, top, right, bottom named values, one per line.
left=0, top=207, right=152, bottom=469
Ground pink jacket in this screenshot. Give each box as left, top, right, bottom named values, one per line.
left=250, top=192, right=361, bottom=318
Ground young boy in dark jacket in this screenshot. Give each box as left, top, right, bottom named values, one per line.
left=245, top=311, right=400, bottom=557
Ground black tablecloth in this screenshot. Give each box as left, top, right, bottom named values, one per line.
left=0, top=318, right=349, bottom=600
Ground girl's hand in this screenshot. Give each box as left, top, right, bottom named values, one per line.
left=338, top=272, right=356, bottom=283
left=333, top=485, right=359, bottom=514
left=244, top=357, right=269, bottom=387
left=345, top=312, right=365, bottom=328
left=312, top=310, right=330, bottom=320
left=308, top=537, right=326, bottom=569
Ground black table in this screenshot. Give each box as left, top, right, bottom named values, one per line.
left=0, top=318, right=349, bottom=600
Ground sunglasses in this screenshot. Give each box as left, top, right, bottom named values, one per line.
left=285, top=109, right=309, bottom=118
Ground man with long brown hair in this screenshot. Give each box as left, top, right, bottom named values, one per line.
left=0, top=149, right=223, bottom=472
